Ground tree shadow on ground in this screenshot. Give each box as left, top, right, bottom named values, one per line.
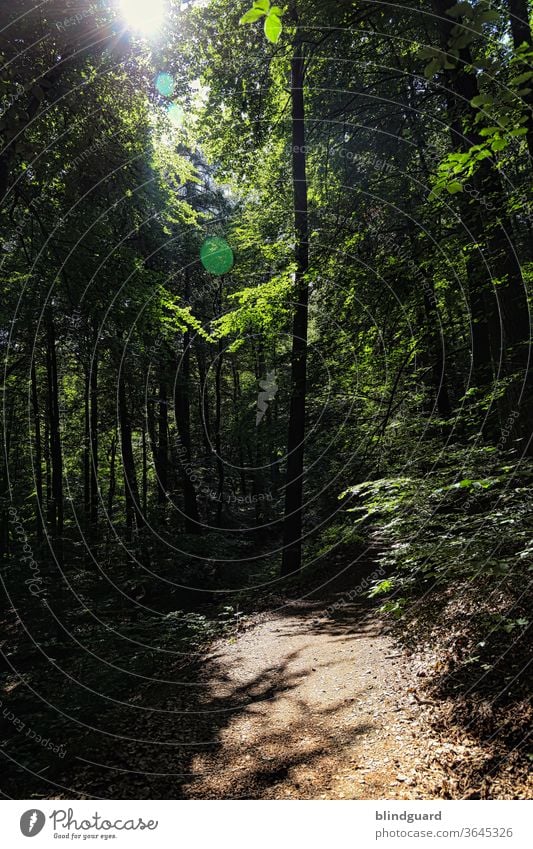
left=1, top=591, right=380, bottom=799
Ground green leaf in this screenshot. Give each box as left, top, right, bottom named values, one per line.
left=264, top=12, right=282, bottom=43
left=253, top=0, right=270, bottom=11
left=417, top=46, right=440, bottom=60
left=424, top=57, right=442, bottom=78
left=447, top=181, right=464, bottom=194
left=270, top=5, right=284, bottom=14
left=239, top=9, right=265, bottom=23
left=476, top=9, right=500, bottom=24
left=470, top=94, right=492, bottom=108
left=446, top=2, right=474, bottom=18
left=510, top=71, right=533, bottom=86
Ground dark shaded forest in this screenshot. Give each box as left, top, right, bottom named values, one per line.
left=0, top=0, right=531, bottom=800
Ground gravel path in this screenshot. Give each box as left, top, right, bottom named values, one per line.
left=181, top=603, right=442, bottom=799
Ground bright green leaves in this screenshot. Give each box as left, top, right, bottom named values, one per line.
left=429, top=149, right=484, bottom=199
left=214, top=271, right=292, bottom=344
left=264, top=11, right=283, bottom=43
left=446, top=181, right=464, bottom=195
left=240, top=8, right=265, bottom=23
left=239, top=1, right=285, bottom=44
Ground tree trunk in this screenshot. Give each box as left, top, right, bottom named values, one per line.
left=281, top=31, right=309, bottom=576
left=142, top=425, right=148, bottom=516
left=46, top=319, right=63, bottom=564
left=90, top=354, right=98, bottom=528
left=118, top=373, right=143, bottom=539
left=30, top=360, right=43, bottom=541
left=214, top=284, right=225, bottom=525
left=175, top=330, right=201, bottom=533
left=196, top=341, right=212, bottom=454
left=157, top=382, right=168, bottom=505
left=107, top=434, right=117, bottom=519
left=83, top=370, right=90, bottom=521
left=231, top=358, right=247, bottom=498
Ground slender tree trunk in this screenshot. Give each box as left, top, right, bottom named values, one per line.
left=196, top=342, right=212, bottom=454
left=175, top=330, right=201, bottom=533
left=214, top=290, right=225, bottom=524
left=231, top=358, right=247, bottom=497
left=89, top=354, right=98, bottom=528
left=83, top=370, right=90, bottom=520
left=254, top=343, right=267, bottom=525
left=46, top=319, right=63, bottom=564
left=107, top=434, right=117, bottom=519
left=0, top=398, right=14, bottom=559
left=142, top=425, right=148, bottom=516
left=118, top=374, right=143, bottom=539
left=408, top=232, right=452, bottom=417
left=157, top=382, right=168, bottom=505
left=30, top=360, right=43, bottom=541
left=281, top=30, right=309, bottom=576
left=146, top=398, right=158, bottom=486
left=422, top=289, right=452, bottom=418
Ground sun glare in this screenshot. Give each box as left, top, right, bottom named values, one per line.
left=119, top=0, right=166, bottom=35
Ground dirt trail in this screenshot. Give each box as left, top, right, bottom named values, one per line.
left=181, top=602, right=440, bottom=799
left=42, top=583, right=445, bottom=800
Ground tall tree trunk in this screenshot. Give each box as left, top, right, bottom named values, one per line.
left=407, top=231, right=452, bottom=417
left=254, top=342, right=267, bottom=525
left=281, top=28, right=309, bottom=576
left=175, top=330, right=201, bottom=533
left=46, top=319, right=63, bottom=564
left=118, top=373, right=143, bottom=539
left=231, top=358, right=247, bottom=498
left=142, top=425, right=148, bottom=516
left=196, top=342, right=212, bottom=454
left=146, top=397, right=159, bottom=491
left=30, top=360, right=43, bottom=541
left=0, top=398, right=14, bottom=559
left=157, top=382, right=168, bottom=505
left=214, top=281, right=225, bottom=524
left=90, top=354, right=98, bottom=528
left=83, top=370, right=90, bottom=521
left=107, top=434, right=117, bottom=519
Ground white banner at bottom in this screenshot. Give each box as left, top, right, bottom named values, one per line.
left=1, top=799, right=530, bottom=848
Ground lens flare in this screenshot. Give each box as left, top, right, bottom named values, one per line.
left=119, top=0, right=165, bottom=35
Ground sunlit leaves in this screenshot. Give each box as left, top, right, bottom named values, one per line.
left=264, top=11, right=282, bottom=43
left=239, top=0, right=285, bottom=44
left=239, top=8, right=265, bottom=23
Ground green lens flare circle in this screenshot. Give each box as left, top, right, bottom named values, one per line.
left=200, top=237, right=234, bottom=275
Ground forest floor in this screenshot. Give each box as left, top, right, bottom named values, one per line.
left=178, top=601, right=443, bottom=799
left=2, top=555, right=530, bottom=800
left=47, top=594, right=447, bottom=800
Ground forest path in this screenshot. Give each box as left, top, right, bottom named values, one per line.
left=181, top=601, right=440, bottom=799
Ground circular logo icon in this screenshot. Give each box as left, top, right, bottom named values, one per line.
left=200, top=237, right=234, bottom=275
left=20, top=809, right=46, bottom=837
